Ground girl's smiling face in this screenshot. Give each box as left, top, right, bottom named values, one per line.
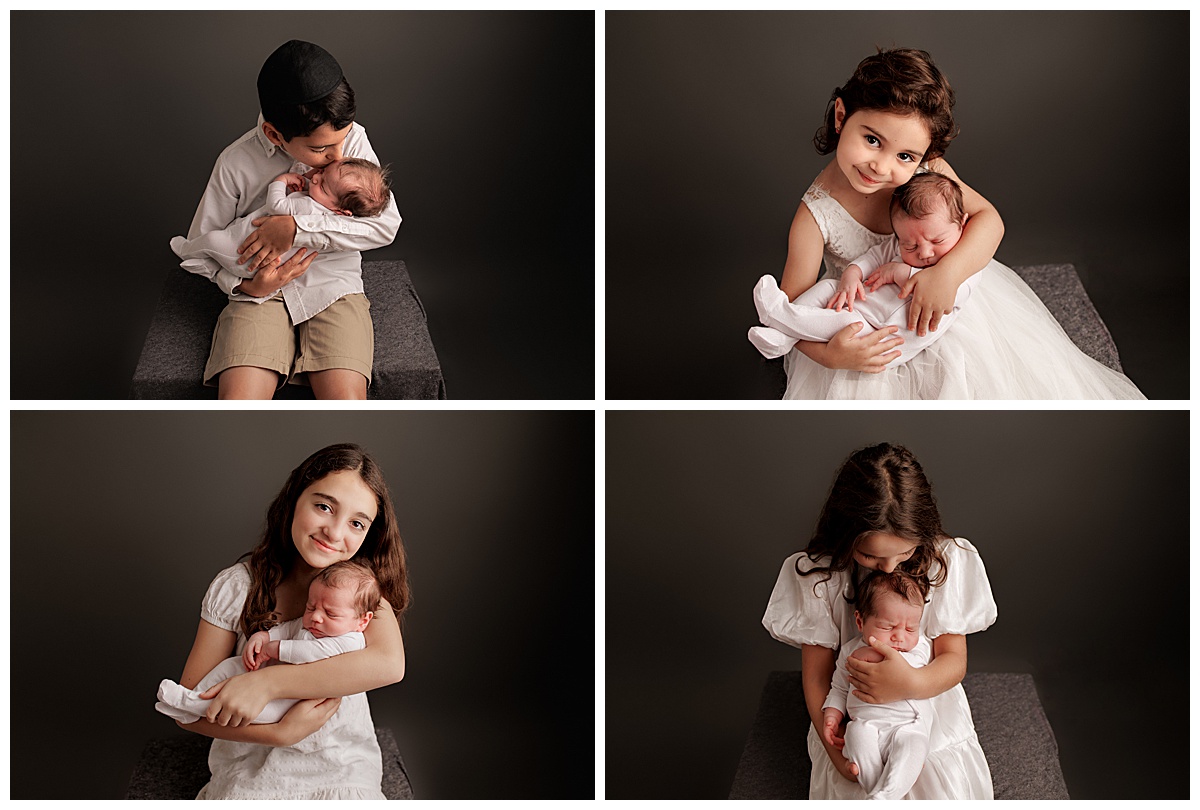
left=853, top=532, right=919, bottom=573
left=292, top=470, right=379, bottom=570
left=833, top=100, right=933, bottom=196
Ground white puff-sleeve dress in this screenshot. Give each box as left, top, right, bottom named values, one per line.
left=193, top=563, right=386, bottom=800
left=762, top=538, right=998, bottom=799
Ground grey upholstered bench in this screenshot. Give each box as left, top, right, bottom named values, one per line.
left=131, top=260, right=445, bottom=399
left=728, top=671, right=1069, bottom=800
left=125, top=726, right=413, bottom=799
left=762, top=263, right=1123, bottom=395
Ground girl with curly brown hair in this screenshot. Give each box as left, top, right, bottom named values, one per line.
left=749, top=48, right=1143, bottom=399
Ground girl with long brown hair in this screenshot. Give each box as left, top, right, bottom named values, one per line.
left=763, top=443, right=997, bottom=799
left=172, top=443, right=410, bottom=799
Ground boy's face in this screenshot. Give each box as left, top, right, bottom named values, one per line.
left=263, top=120, right=352, bottom=168
left=892, top=207, right=964, bottom=269
left=855, top=590, right=923, bottom=653
left=304, top=578, right=372, bottom=638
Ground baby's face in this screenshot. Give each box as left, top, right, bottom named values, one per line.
left=306, top=160, right=361, bottom=212
left=303, top=578, right=371, bottom=638
left=856, top=590, right=923, bottom=652
left=892, top=207, right=964, bottom=269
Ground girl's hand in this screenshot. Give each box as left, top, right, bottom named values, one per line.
left=821, top=322, right=903, bottom=373
left=845, top=636, right=919, bottom=704
left=898, top=265, right=959, bottom=337
left=275, top=697, right=342, bottom=747
left=198, top=671, right=274, bottom=727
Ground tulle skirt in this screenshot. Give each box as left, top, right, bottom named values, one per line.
left=806, top=683, right=994, bottom=799
left=783, top=260, right=1146, bottom=399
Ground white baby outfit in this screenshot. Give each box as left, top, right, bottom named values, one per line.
left=749, top=235, right=979, bottom=366
left=179, top=563, right=385, bottom=800
left=763, top=537, right=997, bottom=799
left=762, top=180, right=1146, bottom=399
left=170, top=177, right=333, bottom=285
left=823, top=635, right=933, bottom=800
left=155, top=615, right=365, bottom=725
left=171, top=115, right=400, bottom=325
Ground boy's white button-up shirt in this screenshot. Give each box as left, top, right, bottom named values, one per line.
left=183, top=115, right=401, bottom=324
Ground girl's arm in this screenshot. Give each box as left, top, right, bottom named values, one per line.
left=199, top=599, right=406, bottom=727
left=800, top=644, right=860, bottom=782
left=778, top=202, right=903, bottom=371
left=898, top=158, right=1004, bottom=336
left=174, top=619, right=335, bottom=745
left=845, top=633, right=968, bottom=703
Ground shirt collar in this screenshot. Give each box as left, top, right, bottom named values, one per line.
left=255, top=112, right=278, bottom=158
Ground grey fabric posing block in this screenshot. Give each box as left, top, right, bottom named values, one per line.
left=728, top=671, right=1069, bottom=800
left=125, top=726, right=413, bottom=799
left=131, top=260, right=445, bottom=399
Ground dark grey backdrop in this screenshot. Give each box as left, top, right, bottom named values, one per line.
left=606, top=11, right=1187, bottom=400
left=605, top=411, right=1187, bottom=799
left=11, top=411, right=594, bottom=799
left=11, top=11, right=594, bottom=400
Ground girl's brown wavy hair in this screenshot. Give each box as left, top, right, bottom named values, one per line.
left=238, top=443, right=410, bottom=637
left=813, top=48, right=959, bottom=163
left=798, top=443, right=950, bottom=607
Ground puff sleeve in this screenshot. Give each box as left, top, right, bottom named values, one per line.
left=200, top=562, right=252, bottom=634
left=762, top=552, right=842, bottom=650
left=924, top=538, right=998, bottom=638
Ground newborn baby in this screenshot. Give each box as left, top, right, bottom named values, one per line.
left=821, top=570, right=934, bottom=800
left=156, top=560, right=379, bottom=726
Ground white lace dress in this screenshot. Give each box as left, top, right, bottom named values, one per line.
left=779, top=182, right=1146, bottom=399
left=762, top=538, right=998, bottom=799
left=193, top=563, right=386, bottom=800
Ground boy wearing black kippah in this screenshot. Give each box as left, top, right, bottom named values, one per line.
left=174, top=40, right=400, bottom=399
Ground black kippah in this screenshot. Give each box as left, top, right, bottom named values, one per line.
left=257, top=40, right=344, bottom=107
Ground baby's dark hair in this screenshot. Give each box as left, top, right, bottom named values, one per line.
left=814, top=48, right=959, bottom=162
left=890, top=172, right=965, bottom=226
left=334, top=157, right=392, bottom=218
left=263, top=78, right=357, bottom=142
left=857, top=570, right=929, bottom=619
left=314, top=559, right=382, bottom=616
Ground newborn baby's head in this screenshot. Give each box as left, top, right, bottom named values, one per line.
left=855, top=570, right=928, bottom=652
left=304, top=560, right=381, bottom=638
left=889, top=171, right=966, bottom=270
left=306, top=157, right=393, bottom=218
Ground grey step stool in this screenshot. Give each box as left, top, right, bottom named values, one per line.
left=729, top=671, right=1069, bottom=800
left=125, top=726, right=413, bottom=799
left=131, top=260, right=446, bottom=399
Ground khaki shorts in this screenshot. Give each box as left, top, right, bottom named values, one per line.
left=203, top=293, right=374, bottom=388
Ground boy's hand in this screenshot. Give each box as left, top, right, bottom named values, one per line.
left=898, top=265, right=958, bottom=337
left=865, top=262, right=910, bottom=292
left=239, top=216, right=298, bottom=272
left=234, top=248, right=318, bottom=298
left=827, top=266, right=865, bottom=313
left=275, top=172, right=307, bottom=194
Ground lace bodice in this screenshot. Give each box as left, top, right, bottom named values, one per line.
left=802, top=182, right=892, bottom=279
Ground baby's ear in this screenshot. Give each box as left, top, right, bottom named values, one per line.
left=357, top=611, right=373, bottom=631
left=335, top=209, right=354, bottom=217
